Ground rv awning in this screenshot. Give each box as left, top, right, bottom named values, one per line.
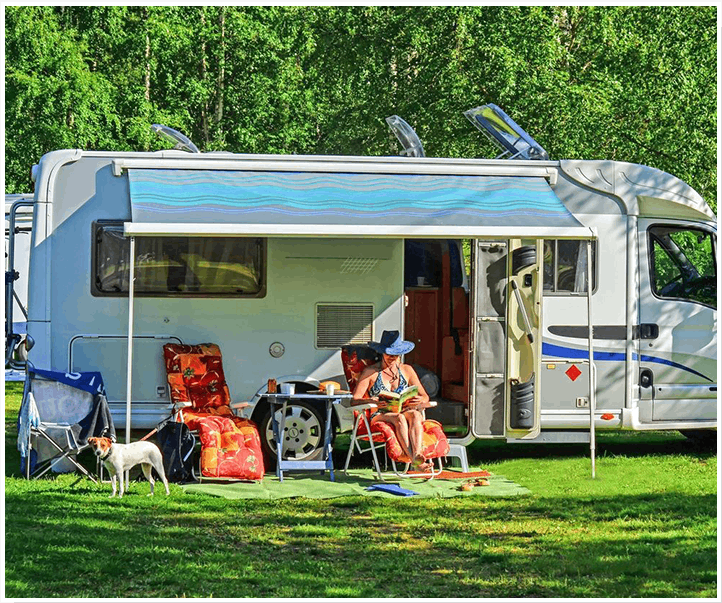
left=124, top=169, right=594, bottom=239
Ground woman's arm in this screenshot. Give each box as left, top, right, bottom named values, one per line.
left=352, top=366, right=380, bottom=401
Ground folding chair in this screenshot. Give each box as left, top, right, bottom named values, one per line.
left=17, top=367, right=115, bottom=482
left=162, top=343, right=264, bottom=481
left=340, top=345, right=450, bottom=481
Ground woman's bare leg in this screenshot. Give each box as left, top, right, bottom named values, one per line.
left=372, top=413, right=412, bottom=460
left=404, top=410, right=426, bottom=466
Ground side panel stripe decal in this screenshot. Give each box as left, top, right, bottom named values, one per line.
left=541, top=342, right=713, bottom=383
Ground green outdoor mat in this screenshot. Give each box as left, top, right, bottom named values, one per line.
left=180, top=469, right=530, bottom=500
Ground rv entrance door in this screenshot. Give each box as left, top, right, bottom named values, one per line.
left=470, top=239, right=542, bottom=440
left=637, top=219, right=717, bottom=423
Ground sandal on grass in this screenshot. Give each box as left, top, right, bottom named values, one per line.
left=460, top=477, right=490, bottom=491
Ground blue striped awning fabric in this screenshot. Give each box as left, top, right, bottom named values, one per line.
left=127, top=169, right=583, bottom=230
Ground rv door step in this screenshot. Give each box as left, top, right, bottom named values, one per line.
left=425, top=399, right=466, bottom=426
left=506, top=430, right=591, bottom=444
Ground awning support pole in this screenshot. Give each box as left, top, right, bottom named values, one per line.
left=587, top=239, right=596, bottom=478
left=125, top=237, right=136, bottom=484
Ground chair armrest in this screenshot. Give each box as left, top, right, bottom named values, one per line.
left=405, top=400, right=436, bottom=410
left=167, top=401, right=192, bottom=410
left=230, top=402, right=250, bottom=410
left=342, top=399, right=378, bottom=411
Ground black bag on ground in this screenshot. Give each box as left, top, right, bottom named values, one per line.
left=155, top=420, right=196, bottom=483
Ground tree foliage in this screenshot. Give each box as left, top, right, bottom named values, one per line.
left=5, top=6, right=717, bottom=210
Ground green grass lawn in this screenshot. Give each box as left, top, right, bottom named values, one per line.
left=4, top=380, right=718, bottom=598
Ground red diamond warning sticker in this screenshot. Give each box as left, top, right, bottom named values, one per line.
left=565, top=365, right=582, bottom=381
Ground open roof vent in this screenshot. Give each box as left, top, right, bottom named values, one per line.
left=386, top=115, right=425, bottom=158
left=464, top=104, right=548, bottom=160
left=151, top=124, right=200, bottom=153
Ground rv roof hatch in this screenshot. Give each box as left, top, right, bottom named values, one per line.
left=385, top=115, right=425, bottom=158
left=465, top=104, right=549, bottom=161
left=151, top=124, right=200, bottom=153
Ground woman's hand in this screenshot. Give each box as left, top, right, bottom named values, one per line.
left=374, top=397, right=391, bottom=409
left=405, top=395, right=432, bottom=410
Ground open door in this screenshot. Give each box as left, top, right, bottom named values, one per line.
left=471, top=239, right=542, bottom=439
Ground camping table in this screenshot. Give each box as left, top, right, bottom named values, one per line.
left=265, top=392, right=352, bottom=482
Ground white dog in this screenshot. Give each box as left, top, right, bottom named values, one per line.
left=87, top=437, right=170, bottom=498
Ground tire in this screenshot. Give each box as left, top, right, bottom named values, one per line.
left=679, top=429, right=717, bottom=449
left=258, top=399, right=328, bottom=468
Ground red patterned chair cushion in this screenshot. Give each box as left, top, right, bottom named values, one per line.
left=341, top=345, right=379, bottom=393
left=197, top=416, right=264, bottom=480
left=357, top=417, right=450, bottom=463
left=340, top=345, right=450, bottom=463
left=164, top=343, right=231, bottom=412
left=164, top=343, right=251, bottom=429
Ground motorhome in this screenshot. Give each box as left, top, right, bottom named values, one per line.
left=10, top=111, right=716, bottom=466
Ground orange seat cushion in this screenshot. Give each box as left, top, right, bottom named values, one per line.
left=196, top=416, right=264, bottom=480
left=356, top=414, right=450, bottom=462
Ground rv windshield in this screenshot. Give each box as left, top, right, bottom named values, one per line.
left=649, top=225, right=716, bottom=308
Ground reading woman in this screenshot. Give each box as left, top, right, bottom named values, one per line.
left=351, top=330, right=433, bottom=471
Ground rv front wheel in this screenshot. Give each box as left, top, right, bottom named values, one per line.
left=259, top=400, right=327, bottom=467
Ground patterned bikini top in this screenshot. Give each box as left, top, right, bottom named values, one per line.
left=368, top=368, right=409, bottom=398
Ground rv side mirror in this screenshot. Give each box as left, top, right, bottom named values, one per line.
left=24, top=335, right=35, bottom=352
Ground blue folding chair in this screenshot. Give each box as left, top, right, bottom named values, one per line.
left=17, top=366, right=115, bottom=481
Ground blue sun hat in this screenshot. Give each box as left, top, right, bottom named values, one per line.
left=368, top=330, right=415, bottom=356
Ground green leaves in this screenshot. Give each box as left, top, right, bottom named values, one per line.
left=4, top=6, right=716, bottom=211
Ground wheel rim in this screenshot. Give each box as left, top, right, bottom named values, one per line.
left=264, top=404, right=323, bottom=460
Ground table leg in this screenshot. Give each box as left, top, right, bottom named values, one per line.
left=273, top=400, right=288, bottom=482
left=324, top=399, right=335, bottom=481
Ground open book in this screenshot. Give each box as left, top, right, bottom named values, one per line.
left=378, top=385, right=419, bottom=413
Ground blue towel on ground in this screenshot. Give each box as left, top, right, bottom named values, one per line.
left=365, top=483, right=418, bottom=496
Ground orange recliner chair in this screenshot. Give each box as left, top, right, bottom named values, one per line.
left=163, top=343, right=264, bottom=481
left=340, top=345, right=449, bottom=480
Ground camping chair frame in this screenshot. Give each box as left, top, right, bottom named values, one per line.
left=25, top=419, right=98, bottom=483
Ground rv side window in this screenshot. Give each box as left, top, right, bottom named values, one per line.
left=648, top=225, right=716, bottom=309
left=92, top=222, right=266, bottom=297
left=543, top=240, right=596, bottom=294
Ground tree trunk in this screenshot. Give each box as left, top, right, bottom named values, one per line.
left=143, top=7, right=151, bottom=102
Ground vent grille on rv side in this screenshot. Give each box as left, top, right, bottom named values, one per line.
left=316, top=304, right=373, bottom=349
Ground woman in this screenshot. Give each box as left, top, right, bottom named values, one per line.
left=352, top=330, right=432, bottom=471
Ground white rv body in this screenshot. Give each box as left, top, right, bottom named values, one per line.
left=20, top=149, right=716, bottom=457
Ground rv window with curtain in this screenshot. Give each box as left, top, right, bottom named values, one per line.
left=543, top=240, right=597, bottom=294
left=92, top=222, right=265, bottom=297
left=648, top=225, right=716, bottom=309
